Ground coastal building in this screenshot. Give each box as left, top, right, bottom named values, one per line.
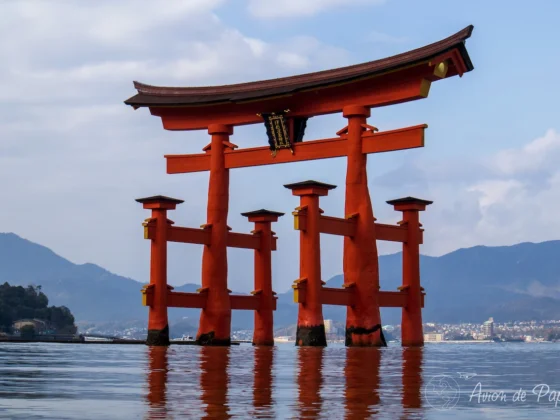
left=12, top=319, right=48, bottom=334
left=424, top=333, right=444, bottom=342
left=482, top=317, right=494, bottom=338
left=274, top=336, right=294, bottom=343
left=324, top=319, right=337, bottom=334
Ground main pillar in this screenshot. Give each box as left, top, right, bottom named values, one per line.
left=197, top=124, right=233, bottom=346
left=342, top=105, right=385, bottom=346
left=285, top=180, right=336, bottom=346
left=241, top=209, right=284, bottom=346
left=136, top=195, right=184, bottom=346
left=387, top=197, right=432, bottom=347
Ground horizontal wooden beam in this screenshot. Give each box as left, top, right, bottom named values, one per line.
left=362, top=124, right=425, bottom=154
left=152, top=69, right=433, bottom=130
left=294, top=285, right=424, bottom=309
left=229, top=294, right=277, bottom=311
left=378, top=291, right=408, bottom=308
left=146, top=225, right=277, bottom=250
left=319, top=215, right=356, bottom=237
left=168, top=226, right=211, bottom=245
left=226, top=232, right=260, bottom=250
left=293, top=213, right=418, bottom=244
left=230, top=294, right=260, bottom=310
left=321, top=287, right=356, bottom=306
left=166, top=125, right=426, bottom=174
left=145, top=225, right=211, bottom=245
left=374, top=223, right=408, bottom=243
left=167, top=291, right=207, bottom=309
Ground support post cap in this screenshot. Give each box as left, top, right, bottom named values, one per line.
left=386, top=196, right=433, bottom=211
left=284, top=180, right=336, bottom=197
left=136, top=195, right=184, bottom=210
left=241, top=209, right=285, bottom=222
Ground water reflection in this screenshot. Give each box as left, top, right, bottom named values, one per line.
left=200, top=346, right=231, bottom=419
left=146, top=346, right=169, bottom=419
left=344, top=347, right=381, bottom=419
left=401, top=347, right=423, bottom=412
left=252, top=346, right=275, bottom=418
left=297, top=347, right=324, bottom=419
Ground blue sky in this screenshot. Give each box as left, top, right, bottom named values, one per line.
left=1, top=0, right=559, bottom=293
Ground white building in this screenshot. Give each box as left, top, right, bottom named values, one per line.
left=424, top=333, right=444, bottom=342
left=324, top=319, right=337, bottom=334
left=482, top=317, right=494, bottom=338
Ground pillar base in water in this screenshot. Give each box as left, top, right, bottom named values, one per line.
left=296, top=325, right=327, bottom=346
left=345, top=325, right=387, bottom=347
left=196, top=331, right=231, bottom=346
left=146, top=325, right=170, bottom=346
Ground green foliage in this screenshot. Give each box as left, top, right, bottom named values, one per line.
left=546, top=331, right=560, bottom=341
left=0, top=282, right=76, bottom=334
left=19, top=324, right=35, bottom=338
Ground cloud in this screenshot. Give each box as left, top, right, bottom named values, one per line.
left=247, top=0, right=386, bottom=18
left=1, top=1, right=557, bottom=297
left=494, top=129, right=560, bottom=175
left=0, top=0, right=354, bottom=293
left=372, top=129, right=560, bottom=257
left=510, top=280, right=560, bottom=300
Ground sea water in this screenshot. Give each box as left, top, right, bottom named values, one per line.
left=0, top=342, right=559, bottom=419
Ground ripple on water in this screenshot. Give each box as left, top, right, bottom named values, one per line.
left=0, top=342, right=559, bottom=419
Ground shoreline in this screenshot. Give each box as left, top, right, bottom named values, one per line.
left=0, top=338, right=241, bottom=345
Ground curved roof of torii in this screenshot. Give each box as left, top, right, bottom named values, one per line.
left=124, top=25, right=474, bottom=109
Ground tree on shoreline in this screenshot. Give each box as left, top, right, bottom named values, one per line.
left=0, top=282, right=77, bottom=334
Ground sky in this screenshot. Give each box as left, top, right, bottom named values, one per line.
left=1, top=0, right=560, bottom=293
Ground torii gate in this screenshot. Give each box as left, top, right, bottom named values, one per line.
left=126, top=26, right=474, bottom=347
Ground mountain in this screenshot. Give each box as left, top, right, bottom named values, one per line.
left=1, top=232, right=560, bottom=328
left=0, top=233, right=147, bottom=322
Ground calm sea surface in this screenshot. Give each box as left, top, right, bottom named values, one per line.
left=0, top=342, right=559, bottom=419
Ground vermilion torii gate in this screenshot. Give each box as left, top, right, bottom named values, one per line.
left=126, top=26, right=474, bottom=347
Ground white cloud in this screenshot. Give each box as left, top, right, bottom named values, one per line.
left=372, top=128, right=560, bottom=257
left=467, top=180, right=524, bottom=208
left=495, top=129, right=560, bottom=175
left=0, top=0, right=354, bottom=293
left=1, top=1, right=557, bottom=297
left=247, top=0, right=386, bottom=18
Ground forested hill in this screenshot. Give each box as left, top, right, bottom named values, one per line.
left=0, top=282, right=76, bottom=334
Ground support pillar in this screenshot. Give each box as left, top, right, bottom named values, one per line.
left=285, top=181, right=336, bottom=346
left=241, top=209, right=284, bottom=346
left=136, top=195, right=184, bottom=346
left=387, top=197, right=432, bottom=347
left=197, top=124, right=233, bottom=346
left=342, top=105, right=385, bottom=346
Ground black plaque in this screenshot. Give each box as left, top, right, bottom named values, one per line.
left=261, top=111, right=291, bottom=153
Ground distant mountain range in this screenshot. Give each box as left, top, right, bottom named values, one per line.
left=1, top=232, right=560, bottom=330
